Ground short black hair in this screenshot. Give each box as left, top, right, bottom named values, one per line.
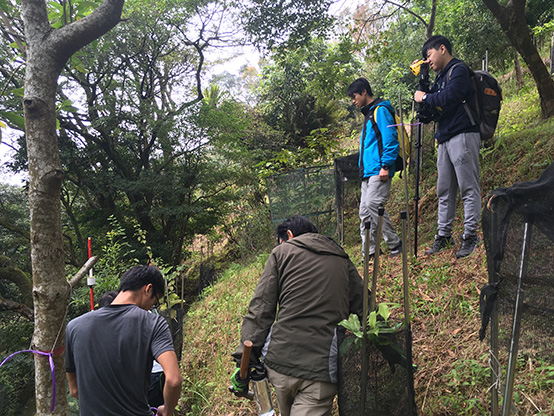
left=119, top=265, right=164, bottom=298
left=98, top=290, right=118, bottom=308
left=277, top=215, right=318, bottom=242
left=347, top=78, right=373, bottom=98
left=422, top=35, right=452, bottom=58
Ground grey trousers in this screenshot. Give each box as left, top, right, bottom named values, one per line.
left=436, top=132, right=481, bottom=237
left=266, top=366, right=337, bottom=416
left=359, top=176, right=401, bottom=255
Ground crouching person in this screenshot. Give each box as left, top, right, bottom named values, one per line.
left=232, top=216, right=364, bottom=415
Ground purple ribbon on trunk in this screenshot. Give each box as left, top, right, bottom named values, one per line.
left=1, top=349, right=56, bottom=412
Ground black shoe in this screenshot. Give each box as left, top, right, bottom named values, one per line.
left=425, top=235, right=455, bottom=255
left=456, top=234, right=480, bottom=258
left=390, top=240, right=402, bottom=257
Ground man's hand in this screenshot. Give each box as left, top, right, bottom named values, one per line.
left=156, top=351, right=182, bottom=416
left=155, top=404, right=168, bottom=416
left=231, top=367, right=249, bottom=393
left=414, top=90, right=426, bottom=103
left=379, top=167, right=390, bottom=181
left=66, top=373, right=79, bottom=399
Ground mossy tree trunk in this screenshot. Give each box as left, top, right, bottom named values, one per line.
left=20, top=0, right=124, bottom=414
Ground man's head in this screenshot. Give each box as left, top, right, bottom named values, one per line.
left=98, top=290, right=118, bottom=308
left=277, top=215, right=318, bottom=244
left=421, top=35, right=453, bottom=73
left=347, top=78, right=374, bottom=108
left=118, top=265, right=164, bottom=309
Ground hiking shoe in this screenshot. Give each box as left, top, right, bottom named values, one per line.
left=390, top=240, right=402, bottom=257
left=424, top=235, right=455, bottom=255
left=456, top=234, right=480, bottom=258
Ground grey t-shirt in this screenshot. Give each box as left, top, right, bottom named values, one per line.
left=66, top=304, right=174, bottom=415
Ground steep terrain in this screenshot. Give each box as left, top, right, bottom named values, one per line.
left=179, top=76, right=554, bottom=415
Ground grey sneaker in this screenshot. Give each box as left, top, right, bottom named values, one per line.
left=425, top=235, right=455, bottom=255
left=456, top=234, right=480, bottom=258
left=390, top=240, right=402, bottom=257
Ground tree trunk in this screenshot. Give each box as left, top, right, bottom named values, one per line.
left=481, top=0, right=554, bottom=118
left=426, top=0, right=437, bottom=39
left=514, top=49, right=523, bottom=90
left=20, top=0, right=124, bottom=414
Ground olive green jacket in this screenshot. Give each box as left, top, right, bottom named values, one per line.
left=234, top=233, right=364, bottom=383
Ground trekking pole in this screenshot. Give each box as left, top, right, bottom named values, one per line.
left=489, top=206, right=500, bottom=416
left=361, top=208, right=384, bottom=415
left=413, top=119, right=422, bottom=258
left=413, top=60, right=431, bottom=258
left=370, top=207, right=384, bottom=313
left=501, top=216, right=533, bottom=416
left=398, top=92, right=412, bottom=256
left=401, top=211, right=417, bottom=415
left=361, top=220, right=371, bottom=416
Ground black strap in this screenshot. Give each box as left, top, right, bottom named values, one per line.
left=446, top=63, right=477, bottom=127
left=368, top=99, right=395, bottom=162
left=359, top=115, right=368, bottom=178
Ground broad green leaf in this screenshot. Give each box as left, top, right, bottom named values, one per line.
left=0, top=111, right=25, bottom=131
left=368, top=310, right=377, bottom=328
left=338, top=314, right=360, bottom=334
left=10, top=87, right=24, bottom=97
left=378, top=303, right=390, bottom=321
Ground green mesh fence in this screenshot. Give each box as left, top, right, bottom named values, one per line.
left=266, top=165, right=337, bottom=237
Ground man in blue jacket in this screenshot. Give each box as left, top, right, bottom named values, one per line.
left=414, top=35, right=481, bottom=258
left=347, top=78, right=402, bottom=259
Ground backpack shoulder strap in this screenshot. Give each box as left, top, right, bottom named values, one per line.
left=446, top=61, right=477, bottom=127
left=369, top=99, right=395, bottom=160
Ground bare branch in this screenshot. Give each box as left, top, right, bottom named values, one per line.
left=0, top=295, right=33, bottom=320
left=69, top=255, right=99, bottom=287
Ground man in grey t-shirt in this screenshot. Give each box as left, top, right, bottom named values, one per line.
left=66, top=266, right=182, bottom=416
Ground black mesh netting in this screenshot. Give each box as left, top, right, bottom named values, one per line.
left=480, top=162, right=554, bottom=392
left=334, top=153, right=361, bottom=244
left=266, top=165, right=337, bottom=237
left=337, top=327, right=417, bottom=416
left=159, top=307, right=185, bottom=361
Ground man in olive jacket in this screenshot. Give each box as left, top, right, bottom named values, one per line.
left=233, top=216, right=364, bottom=416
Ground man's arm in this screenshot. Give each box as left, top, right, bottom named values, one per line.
left=422, top=64, right=471, bottom=110
left=155, top=350, right=182, bottom=416
left=66, top=372, right=79, bottom=399
left=347, top=260, right=365, bottom=319
left=232, top=252, right=280, bottom=362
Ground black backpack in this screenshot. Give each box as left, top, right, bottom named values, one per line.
left=447, top=63, right=502, bottom=141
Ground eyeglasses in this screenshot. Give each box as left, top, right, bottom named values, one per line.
left=152, top=293, right=163, bottom=309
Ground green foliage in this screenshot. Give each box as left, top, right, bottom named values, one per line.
left=436, top=0, right=512, bottom=70
left=0, top=352, right=35, bottom=416
left=46, top=0, right=101, bottom=28
left=441, top=355, right=489, bottom=414
left=0, top=184, right=30, bottom=273
left=254, top=37, right=361, bottom=172
left=338, top=303, right=403, bottom=352
left=240, top=0, right=334, bottom=50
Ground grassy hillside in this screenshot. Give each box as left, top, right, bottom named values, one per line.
left=179, top=74, right=554, bottom=415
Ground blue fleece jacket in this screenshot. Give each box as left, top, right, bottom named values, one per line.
left=358, top=99, right=399, bottom=179
left=425, top=58, right=479, bottom=144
